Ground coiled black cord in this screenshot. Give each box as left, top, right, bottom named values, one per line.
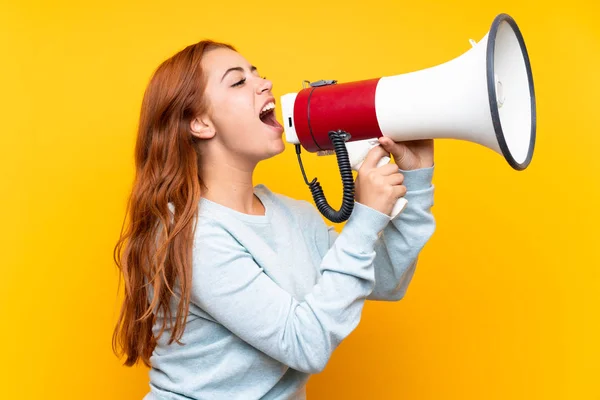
left=295, top=130, right=355, bottom=223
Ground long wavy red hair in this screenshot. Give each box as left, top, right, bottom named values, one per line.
left=112, top=39, right=235, bottom=367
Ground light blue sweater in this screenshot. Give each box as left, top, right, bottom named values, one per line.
left=143, top=166, right=436, bottom=400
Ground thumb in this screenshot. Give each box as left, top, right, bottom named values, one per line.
left=378, top=137, right=411, bottom=166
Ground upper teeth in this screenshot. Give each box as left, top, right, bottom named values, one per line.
left=260, top=101, right=275, bottom=115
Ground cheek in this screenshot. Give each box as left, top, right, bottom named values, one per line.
left=213, top=95, right=255, bottom=132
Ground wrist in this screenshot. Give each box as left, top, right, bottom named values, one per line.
left=400, top=164, right=434, bottom=191
left=397, top=161, right=434, bottom=171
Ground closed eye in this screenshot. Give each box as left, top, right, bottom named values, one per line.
left=232, top=78, right=246, bottom=87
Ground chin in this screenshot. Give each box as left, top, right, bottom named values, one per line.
left=273, top=137, right=286, bottom=154
left=263, top=138, right=285, bottom=159
left=251, top=122, right=286, bottom=161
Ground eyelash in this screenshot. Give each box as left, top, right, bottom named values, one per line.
left=231, top=76, right=267, bottom=87
left=232, top=78, right=246, bottom=87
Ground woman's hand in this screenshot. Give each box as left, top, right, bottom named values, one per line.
left=377, top=137, right=434, bottom=170
left=355, top=145, right=406, bottom=216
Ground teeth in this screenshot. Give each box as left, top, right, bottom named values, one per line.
left=260, top=101, right=275, bottom=116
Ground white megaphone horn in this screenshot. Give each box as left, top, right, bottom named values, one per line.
left=280, top=13, right=536, bottom=223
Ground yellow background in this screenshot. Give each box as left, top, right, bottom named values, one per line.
left=2, top=0, right=598, bottom=398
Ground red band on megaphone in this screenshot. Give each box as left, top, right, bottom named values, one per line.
left=293, top=78, right=383, bottom=152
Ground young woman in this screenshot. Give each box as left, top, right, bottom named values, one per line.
left=113, top=39, right=436, bottom=400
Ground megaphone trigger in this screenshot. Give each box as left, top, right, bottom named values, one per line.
left=346, top=139, right=383, bottom=171
left=345, top=139, right=408, bottom=219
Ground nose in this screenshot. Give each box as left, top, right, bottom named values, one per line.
left=256, top=76, right=272, bottom=94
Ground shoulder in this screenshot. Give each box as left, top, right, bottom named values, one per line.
left=191, top=215, right=250, bottom=274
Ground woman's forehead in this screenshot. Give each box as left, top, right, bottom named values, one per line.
left=203, top=48, right=251, bottom=80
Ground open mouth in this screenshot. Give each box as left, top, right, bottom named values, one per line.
left=259, top=102, right=282, bottom=130
left=260, top=109, right=279, bottom=127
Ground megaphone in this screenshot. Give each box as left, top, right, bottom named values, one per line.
left=280, top=13, right=536, bottom=223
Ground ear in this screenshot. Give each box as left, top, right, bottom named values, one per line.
left=190, top=116, right=216, bottom=140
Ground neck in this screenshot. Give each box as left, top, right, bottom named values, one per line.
left=199, top=152, right=264, bottom=216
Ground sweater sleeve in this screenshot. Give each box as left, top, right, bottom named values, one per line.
left=190, top=202, right=390, bottom=374
left=325, top=165, right=436, bottom=301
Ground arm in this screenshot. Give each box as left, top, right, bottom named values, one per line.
left=326, top=166, right=436, bottom=301
left=191, top=203, right=390, bottom=374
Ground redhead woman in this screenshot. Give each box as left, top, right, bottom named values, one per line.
left=113, top=40, right=436, bottom=400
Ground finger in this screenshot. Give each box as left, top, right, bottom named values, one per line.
left=360, top=143, right=390, bottom=170
left=377, top=163, right=402, bottom=176
left=378, top=137, right=411, bottom=165
left=393, top=184, right=407, bottom=198
left=384, top=172, right=405, bottom=186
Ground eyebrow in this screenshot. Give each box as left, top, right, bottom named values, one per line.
left=221, top=65, right=257, bottom=82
